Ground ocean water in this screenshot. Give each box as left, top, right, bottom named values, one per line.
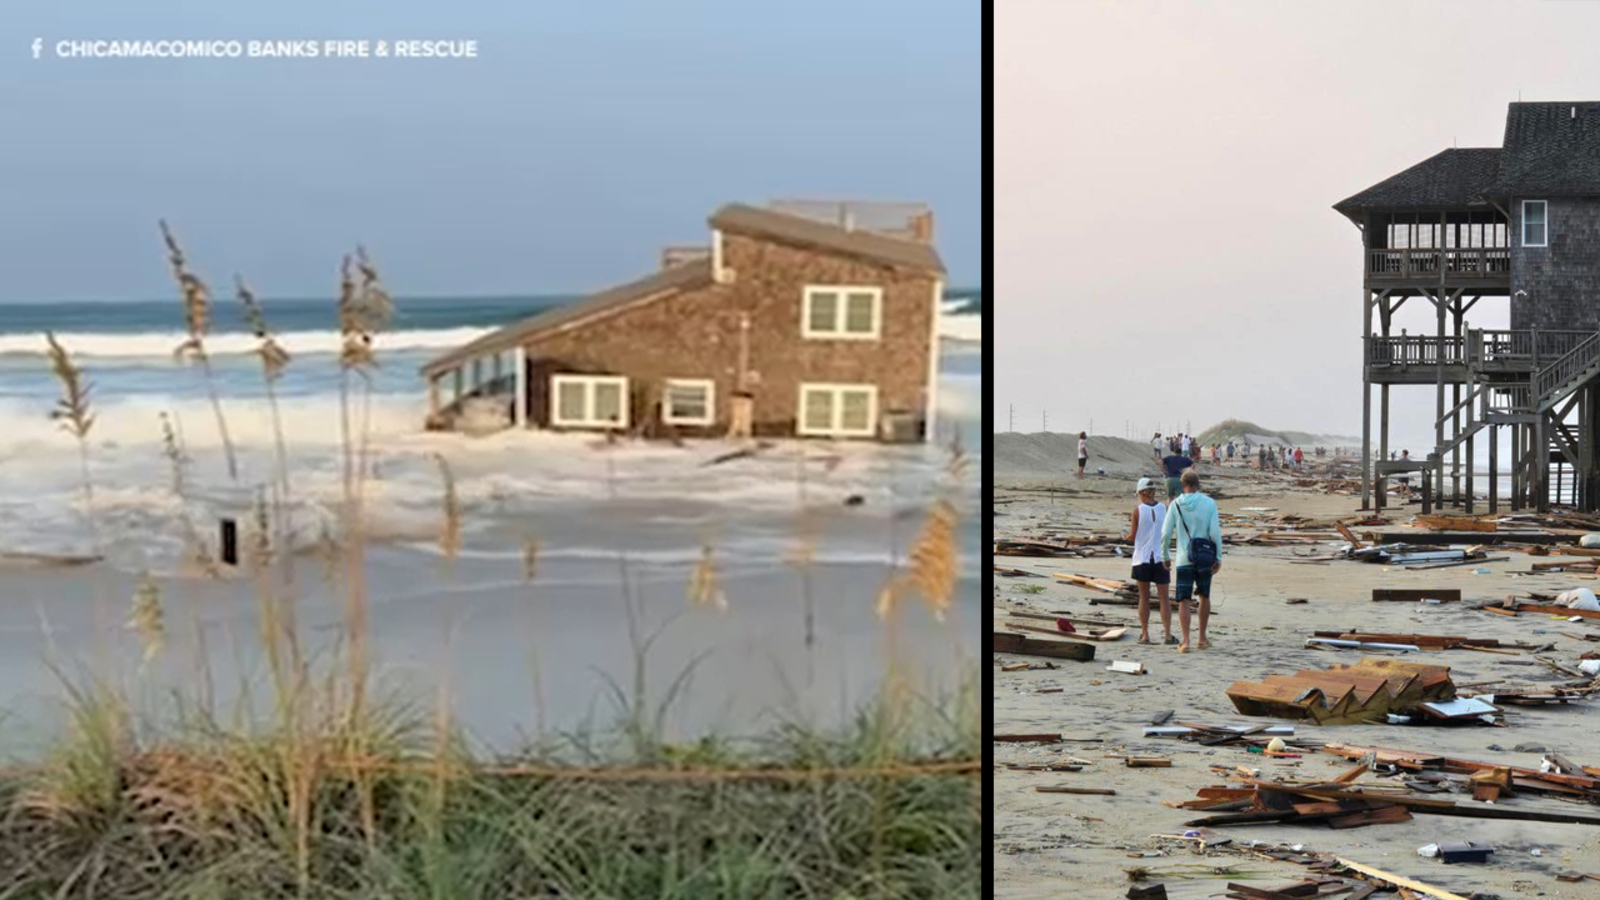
left=0, top=292, right=984, bottom=570
left=0, top=291, right=982, bottom=746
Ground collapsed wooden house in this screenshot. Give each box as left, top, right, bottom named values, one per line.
left=1225, top=658, right=1456, bottom=725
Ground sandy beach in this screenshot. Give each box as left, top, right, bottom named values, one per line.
left=993, top=434, right=1600, bottom=899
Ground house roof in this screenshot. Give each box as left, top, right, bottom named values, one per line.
left=1333, top=148, right=1503, bottom=216
left=709, top=203, right=946, bottom=274
left=420, top=258, right=715, bottom=376
left=1484, top=102, right=1600, bottom=197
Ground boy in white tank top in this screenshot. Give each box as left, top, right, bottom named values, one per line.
left=1124, top=477, right=1174, bottom=644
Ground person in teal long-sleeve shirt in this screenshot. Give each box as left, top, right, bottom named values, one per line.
left=1160, top=467, right=1221, bottom=653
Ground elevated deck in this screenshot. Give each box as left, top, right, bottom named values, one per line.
left=1366, top=330, right=1593, bottom=386
left=1365, top=247, right=1510, bottom=290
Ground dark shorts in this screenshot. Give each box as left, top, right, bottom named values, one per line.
left=1174, top=564, right=1213, bottom=601
left=1132, top=562, right=1169, bottom=585
left=1078, top=456, right=1088, bottom=467
left=1166, top=477, right=1181, bottom=498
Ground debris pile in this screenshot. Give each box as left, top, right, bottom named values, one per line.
left=1225, top=658, right=1462, bottom=725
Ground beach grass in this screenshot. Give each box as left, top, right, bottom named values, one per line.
left=1, top=239, right=979, bottom=898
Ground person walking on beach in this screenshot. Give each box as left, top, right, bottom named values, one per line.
left=1294, top=446, right=1304, bottom=469
left=1161, top=448, right=1193, bottom=500
left=1076, top=431, right=1088, bottom=479
left=1124, top=477, right=1174, bottom=645
left=1226, top=440, right=1236, bottom=462
left=1152, top=433, right=1164, bottom=463
left=1211, top=443, right=1220, bottom=465
left=1161, top=468, right=1222, bottom=653
left=1258, top=444, right=1266, bottom=470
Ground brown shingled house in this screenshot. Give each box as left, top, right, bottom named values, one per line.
left=420, top=201, right=945, bottom=442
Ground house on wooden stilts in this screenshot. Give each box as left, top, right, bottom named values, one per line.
left=1336, top=102, right=1600, bottom=512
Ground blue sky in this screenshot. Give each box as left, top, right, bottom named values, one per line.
left=0, top=1, right=977, bottom=301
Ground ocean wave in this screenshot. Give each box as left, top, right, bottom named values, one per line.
left=0, top=327, right=498, bottom=359
left=0, top=315, right=979, bottom=360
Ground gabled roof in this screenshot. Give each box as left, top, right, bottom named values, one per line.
left=1484, top=102, right=1600, bottom=197
left=1333, top=148, right=1502, bottom=217
left=420, top=259, right=714, bottom=376
left=710, top=203, right=945, bottom=274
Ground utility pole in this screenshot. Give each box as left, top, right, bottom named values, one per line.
left=1042, top=410, right=1047, bottom=433
left=1009, top=403, right=1014, bottom=433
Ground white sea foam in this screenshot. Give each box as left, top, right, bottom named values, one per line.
left=0, top=314, right=979, bottom=360
left=0, top=327, right=498, bottom=359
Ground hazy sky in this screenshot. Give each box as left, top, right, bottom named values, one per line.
left=0, top=0, right=977, bottom=302
left=998, top=0, right=1600, bottom=446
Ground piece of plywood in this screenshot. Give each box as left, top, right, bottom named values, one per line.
left=993, top=630, right=1097, bottom=661
left=1373, top=588, right=1462, bottom=603
left=1334, top=858, right=1472, bottom=900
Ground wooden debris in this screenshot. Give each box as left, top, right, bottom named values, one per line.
left=1225, top=657, right=1456, bottom=725
left=1334, top=858, right=1471, bottom=900
left=1108, top=660, right=1146, bottom=675
left=993, top=630, right=1097, bottom=661
left=1035, top=785, right=1114, bottom=795
left=993, top=733, right=1061, bottom=743
left=1125, top=757, right=1171, bottom=768
left=1372, top=588, right=1461, bottom=603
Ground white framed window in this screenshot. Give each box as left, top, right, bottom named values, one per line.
left=550, top=374, right=629, bottom=429
left=1522, top=200, right=1548, bottom=247
left=662, top=378, right=715, bottom=426
left=802, top=286, right=881, bottom=339
left=797, top=383, right=878, bottom=438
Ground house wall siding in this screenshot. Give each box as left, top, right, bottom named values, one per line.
left=1511, top=197, right=1600, bottom=330
left=520, top=232, right=937, bottom=437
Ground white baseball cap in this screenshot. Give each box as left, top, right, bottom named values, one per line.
left=1136, top=477, right=1156, bottom=493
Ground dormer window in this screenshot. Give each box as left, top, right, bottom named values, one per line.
left=1522, top=200, right=1548, bottom=247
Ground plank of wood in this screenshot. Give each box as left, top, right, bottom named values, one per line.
left=993, top=733, right=1061, bottom=743
left=1125, top=757, right=1172, bottom=768
left=1035, top=785, right=1114, bottom=795
left=1334, top=858, right=1472, bottom=900
left=992, top=630, right=1097, bottom=661
left=1373, top=589, right=1462, bottom=603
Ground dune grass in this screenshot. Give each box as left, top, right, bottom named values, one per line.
left=1, top=233, right=979, bottom=898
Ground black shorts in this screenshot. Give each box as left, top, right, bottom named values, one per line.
left=1175, top=565, right=1213, bottom=601
left=1078, top=456, right=1088, bottom=467
left=1132, top=562, right=1169, bottom=585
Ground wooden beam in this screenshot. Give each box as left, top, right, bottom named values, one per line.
left=1336, top=859, right=1471, bottom=900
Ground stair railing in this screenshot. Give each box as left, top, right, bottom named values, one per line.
left=1533, top=331, right=1600, bottom=407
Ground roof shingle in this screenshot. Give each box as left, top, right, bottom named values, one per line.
left=709, top=204, right=945, bottom=273
left=1333, top=148, right=1502, bottom=215
left=1485, top=102, right=1600, bottom=197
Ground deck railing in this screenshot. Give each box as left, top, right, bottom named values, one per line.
left=1366, top=247, right=1510, bottom=280
left=1365, top=334, right=1464, bottom=366
left=1476, top=329, right=1593, bottom=367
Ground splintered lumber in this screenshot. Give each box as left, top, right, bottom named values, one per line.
left=993, top=733, right=1062, bottom=743
left=994, top=539, right=1076, bottom=557
left=1372, top=588, right=1461, bottom=603
left=1320, top=743, right=1600, bottom=793
left=1226, top=657, right=1455, bottom=725
left=1491, top=602, right=1600, bottom=621
left=1375, top=531, right=1574, bottom=545
left=1035, top=785, right=1115, bottom=795
left=1125, top=757, right=1172, bottom=768
left=1311, top=631, right=1502, bottom=650
left=1004, top=621, right=1126, bottom=642
left=1053, top=572, right=1138, bottom=597
left=993, top=630, right=1097, bottom=661
left=993, top=565, right=1040, bottom=577
left=1414, top=514, right=1496, bottom=532
left=1335, top=858, right=1473, bottom=900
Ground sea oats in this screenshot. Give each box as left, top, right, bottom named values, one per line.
left=237, top=275, right=291, bottom=380
left=522, top=535, right=540, bottom=582
left=44, top=332, right=94, bottom=440
left=688, top=542, right=728, bottom=611
left=128, top=573, right=166, bottom=662
left=435, top=454, right=461, bottom=562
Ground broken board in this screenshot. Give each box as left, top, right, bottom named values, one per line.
left=993, top=630, right=1096, bottom=661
